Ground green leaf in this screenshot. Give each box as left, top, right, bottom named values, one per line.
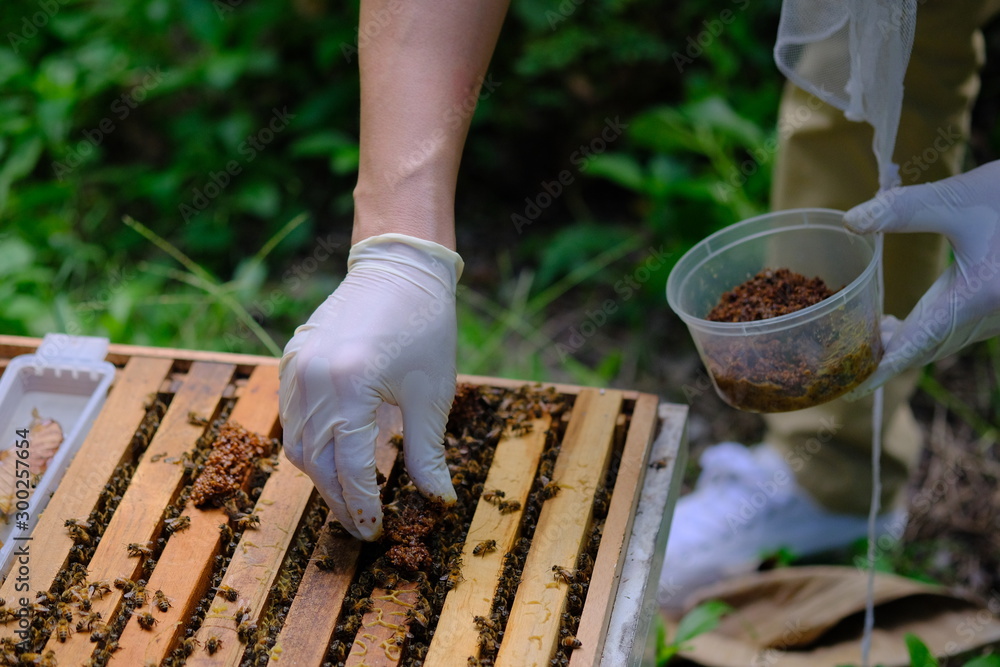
left=585, top=153, right=645, bottom=192
left=687, top=96, right=763, bottom=146
left=234, top=182, right=280, bottom=218
left=0, top=134, right=44, bottom=214
left=0, top=237, right=35, bottom=278
left=962, top=656, right=1000, bottom=667
left=289, top=131, right=354, bottom=157
left=0, top=50, right=27, bottom=88
left=904, top=633, right=939, bottom=667
left=675, top=600, right=732, bottom=645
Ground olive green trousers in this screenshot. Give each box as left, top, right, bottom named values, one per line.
left=765, top=0, right=1000, bottom=514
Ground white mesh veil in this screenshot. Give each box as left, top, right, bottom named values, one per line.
left=774, top=0, right=918, bottom=191
left=774, top=4, right=918, bottom=665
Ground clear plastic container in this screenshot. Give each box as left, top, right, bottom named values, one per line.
left=666, top=208, right=883, bottom=413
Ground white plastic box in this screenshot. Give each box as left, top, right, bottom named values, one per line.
left=0, top=334, right=116, bottom=580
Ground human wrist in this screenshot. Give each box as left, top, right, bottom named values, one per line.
left=351, top=182, right=457, bottom=250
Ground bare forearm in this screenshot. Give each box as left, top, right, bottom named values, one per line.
left=352, top=0, right=510, bottom=250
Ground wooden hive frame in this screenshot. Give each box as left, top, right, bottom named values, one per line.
left=0, top=335, right=686, bottom=667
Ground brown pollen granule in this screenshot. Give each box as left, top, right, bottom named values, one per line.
left=706, top=268, right=835, bottom=322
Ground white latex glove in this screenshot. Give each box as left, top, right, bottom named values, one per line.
left=844, top=160, right=1000, bottom=395
left=278, top=233, right=463, bottom=540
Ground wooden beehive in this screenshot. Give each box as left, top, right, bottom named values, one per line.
left=0, top=336, right=686, bottom=667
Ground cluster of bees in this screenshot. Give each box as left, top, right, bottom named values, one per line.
left=237, top=498, right=329, bottom=667
left=268, top=382, right=608, bottom=667
left=317, top=385, right=552, bottom=667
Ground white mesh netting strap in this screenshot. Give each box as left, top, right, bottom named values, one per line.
left=774, top=0, right=918, bottom=191
left=774, top=3, right=918, bottom=665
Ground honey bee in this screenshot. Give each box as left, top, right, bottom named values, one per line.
left=124, top=583, right=147, bottom=606
left=473, top=615, right=497, bottom=630
left=473, top=540, right=498, bottom=557
left=52, top=617, right=73, bottom=642
left=253, top=634, right=272, bottom=656
left=126, top=542, right=154, bottom=558
left=66, top=524, right=92, bottom=546
left=90, top=623, right=110, bottom=642
left=272, top=576, right=295, bottom=604
left=540, top=480, right=561, bottom=500
left=164, top=515, right=191, bottom=534
left=235, top=604, right=252, bottom=624
left=342, top=613, right=364, bottom=633
left=219, top=523, right=235, bottom=542
left=223, top=498, right=245, bottom=520
left=205, top=635, right=223, bottom=655
left=68, top=544, right=88, bottom=563
left=29, top=601, right=50, bottom=616
left=406, top=607, right=429, bottom=627
left=187, top=411, right=209, bottom=426
left=88, top=580, right=111, bottom=599
left=134, top=610, right=158, bottom=630
left=153, top=590, right=172, bottom=612
left=560, top=635, right=582, bottom=649
left=592, top=486, right=610, bottom=518
left=235, top=514, right=260, bottom=530
left=55, top=601, right=74, bottom=621
left=237, top=620, right=257, bottom=643
left=216, top=585, right=239, bottom=602
left=76, top=611, right=102, bottom=632
left=350, top=598, right=373, bottom=615
left=552, top=565, right=576, bottom=584
left=441, top=569, right=465, bottom=591
left=34, top=590, right=56, bottom=605
left=497, top=500, right=521, bottom=514
left=328, top=640, right=346, bottom=663
left=179, top=637, right=200, bottom=657
left=313, top=555, right=337, bottom=571
left=588, top=526, right=602, bottom=552
left=113, top=577, right=134, bottom=591
left=142, top=558, right=158, bottom=576
left=482, top=489, right=505, bottom=504
left=373, top=566, right=398, bottom=589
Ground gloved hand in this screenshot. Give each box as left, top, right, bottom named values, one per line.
left=844, top=160, right=1000, bottom=395
left=278, top=233, right=463, bottom=540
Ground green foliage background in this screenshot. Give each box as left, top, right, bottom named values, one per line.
left=0, top=0, right=784, bottom=385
